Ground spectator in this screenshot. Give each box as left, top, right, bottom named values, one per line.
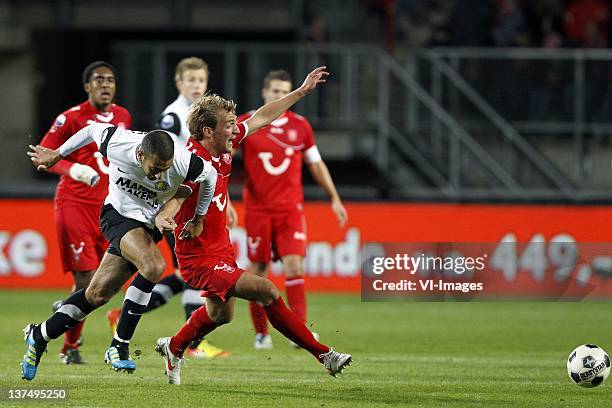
left=564, top=0, right=609, bottom=47
left=492, top=0, right=532, bottom=47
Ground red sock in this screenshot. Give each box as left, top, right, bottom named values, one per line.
left=249, top=302, right=269, bottom=335
left=264, top=296, right=329, bottom=360
left=285, top=276, right=307, bottom=323
left=64, top=320, right=84, bottom=349
left=169, top=306, right=218, bottom=357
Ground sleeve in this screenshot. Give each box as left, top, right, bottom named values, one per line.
left=195, top=169, right=218, bottom=215
left=231, top=121, right=249, bottom=149
left=185, top=153, right=214, bottom=183
left=58, top=123, right=114, bottom=157
left=39, top=113, right=76, bottom=176
left=304, top=145, right=322, bottom=164
left=158, top=112, right=181, bottom=136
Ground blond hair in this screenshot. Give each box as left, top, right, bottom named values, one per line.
left=187, top=93, right=237, bottom=140
left=175, top=57, right=209, bottom=82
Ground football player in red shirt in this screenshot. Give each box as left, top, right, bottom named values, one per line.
left=237, top=70, right=347, bottom=350
left=154, top=67, right=352, bottom=385
left=39, top=61, right=132, bottom=364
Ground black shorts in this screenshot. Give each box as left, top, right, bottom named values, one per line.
left=100, top=204, right=163, bottom=258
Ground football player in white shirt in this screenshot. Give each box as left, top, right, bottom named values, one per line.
left=159, top=57, right=208, bottom=144
left=133, top=57, right=229, bottom=358
left=22, top=125, right=217, bottom=380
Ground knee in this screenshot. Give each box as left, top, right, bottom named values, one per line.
left=249, top=262, right=267, bottom=277
left=140, top=256, right=166, bottom=281
left=258, top=281, right=280, bottom=306
left=72, top=270, right=94, bottom=290
left=283, top=260, right=303, bottom=278
left=209, top=308, right=233, bottom=325
left=85, top=286, right=111, bottom=308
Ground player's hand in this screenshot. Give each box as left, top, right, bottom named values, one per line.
left=226, top=202, right=238, bottom=229
left=298, top=66, right=329, bottom=96
left=156, top=215, right=178, bottom=235
left=69, top=163, right=100, bottom=187
left=179, top=217, right=204, bottom=240
left=332, top=198, right=348, bottom=227
left=27, top=144, right=62, bottom=171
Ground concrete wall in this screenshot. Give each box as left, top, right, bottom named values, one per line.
left=0, top=53, right=36, bottom=182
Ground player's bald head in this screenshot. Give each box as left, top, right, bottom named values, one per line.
left=142, top=130, right=174, bottom=161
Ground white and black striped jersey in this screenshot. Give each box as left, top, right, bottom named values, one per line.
left=58, top=123, right=213, bottom=228
left=158, top=95, right=191, bottom=145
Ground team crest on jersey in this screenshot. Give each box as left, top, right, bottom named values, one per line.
left=288, top=129, right=298, bottom=142
left=54, top=114, right=66, bottom=127
left=222, top=153, right=231, bottom=164
left=155, top=180, right=169, bottom=191
left=50, top=114, right=66, bottom=133
left=160, top=114, right=174, bottom=129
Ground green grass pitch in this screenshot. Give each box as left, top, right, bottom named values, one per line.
left=1, top=290, right=612, bottom=407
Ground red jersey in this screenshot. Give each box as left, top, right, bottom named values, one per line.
left=238, top=110, right=315, bottom=211
left=40, top=101, right=132, bottom=208
left=175, top=122, right=248, bottom=266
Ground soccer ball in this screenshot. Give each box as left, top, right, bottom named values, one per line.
left=567, top=344, right=611, bottom=387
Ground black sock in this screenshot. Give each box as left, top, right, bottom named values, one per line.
left=182, top=284, right=204, bottom=320
left=34, top=289, right=96, bottom=344
left=112, top=274, right=155, bottom=349
left=143, top=274, right=183, bottom=313
left=183, top=302, right=201, bottom=320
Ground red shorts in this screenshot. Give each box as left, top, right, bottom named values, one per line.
left=180, top=259, right=245, bottom=302
left=55, top=204, right=107, bottom=272
left=245, top=208, right=307, bottom=263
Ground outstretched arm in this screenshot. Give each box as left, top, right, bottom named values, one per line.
left=28, top=123, right=110, bottom=171
left=244, top=66, right=329, bottom=134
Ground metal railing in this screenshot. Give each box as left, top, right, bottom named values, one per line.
left=110, top=42, right=612, bottom=201
left=111, top=42, right=379, bottom=131
left=418, top=50, right=575, bottom=196
left=413, top=47, right=612, bottom=184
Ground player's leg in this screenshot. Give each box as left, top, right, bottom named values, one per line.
left=275, top=210, right=315, bottom=346
left=58, top=269, right=95, bottom=364
left=53, top=204, right=101, bottom=363
left=275, top=209, right=308, bottom=323
left=145, top=234, right=184, bottom=313
left=245, top=210, right=273, bottom=349
left=248, top=262, right=272, bottom=349
left=107, top=227, right=165, bottom=369
left=105, top=235, right=183, bottom=332
left=182, top=282, right=230, bottom=358
left=169, top=296, right=234, bottom=357
left=21, top=253, right=132, bottom=381
left=232, top=272, right=351, bottom=376
left=282, top=254, right=306, bottom=321
left=156, top=297, right=234, bottom=384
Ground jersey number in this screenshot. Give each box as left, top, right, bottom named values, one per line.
left=213, top=193, right=227, bottom=212
left=93, top=152, right=110, bottom=175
